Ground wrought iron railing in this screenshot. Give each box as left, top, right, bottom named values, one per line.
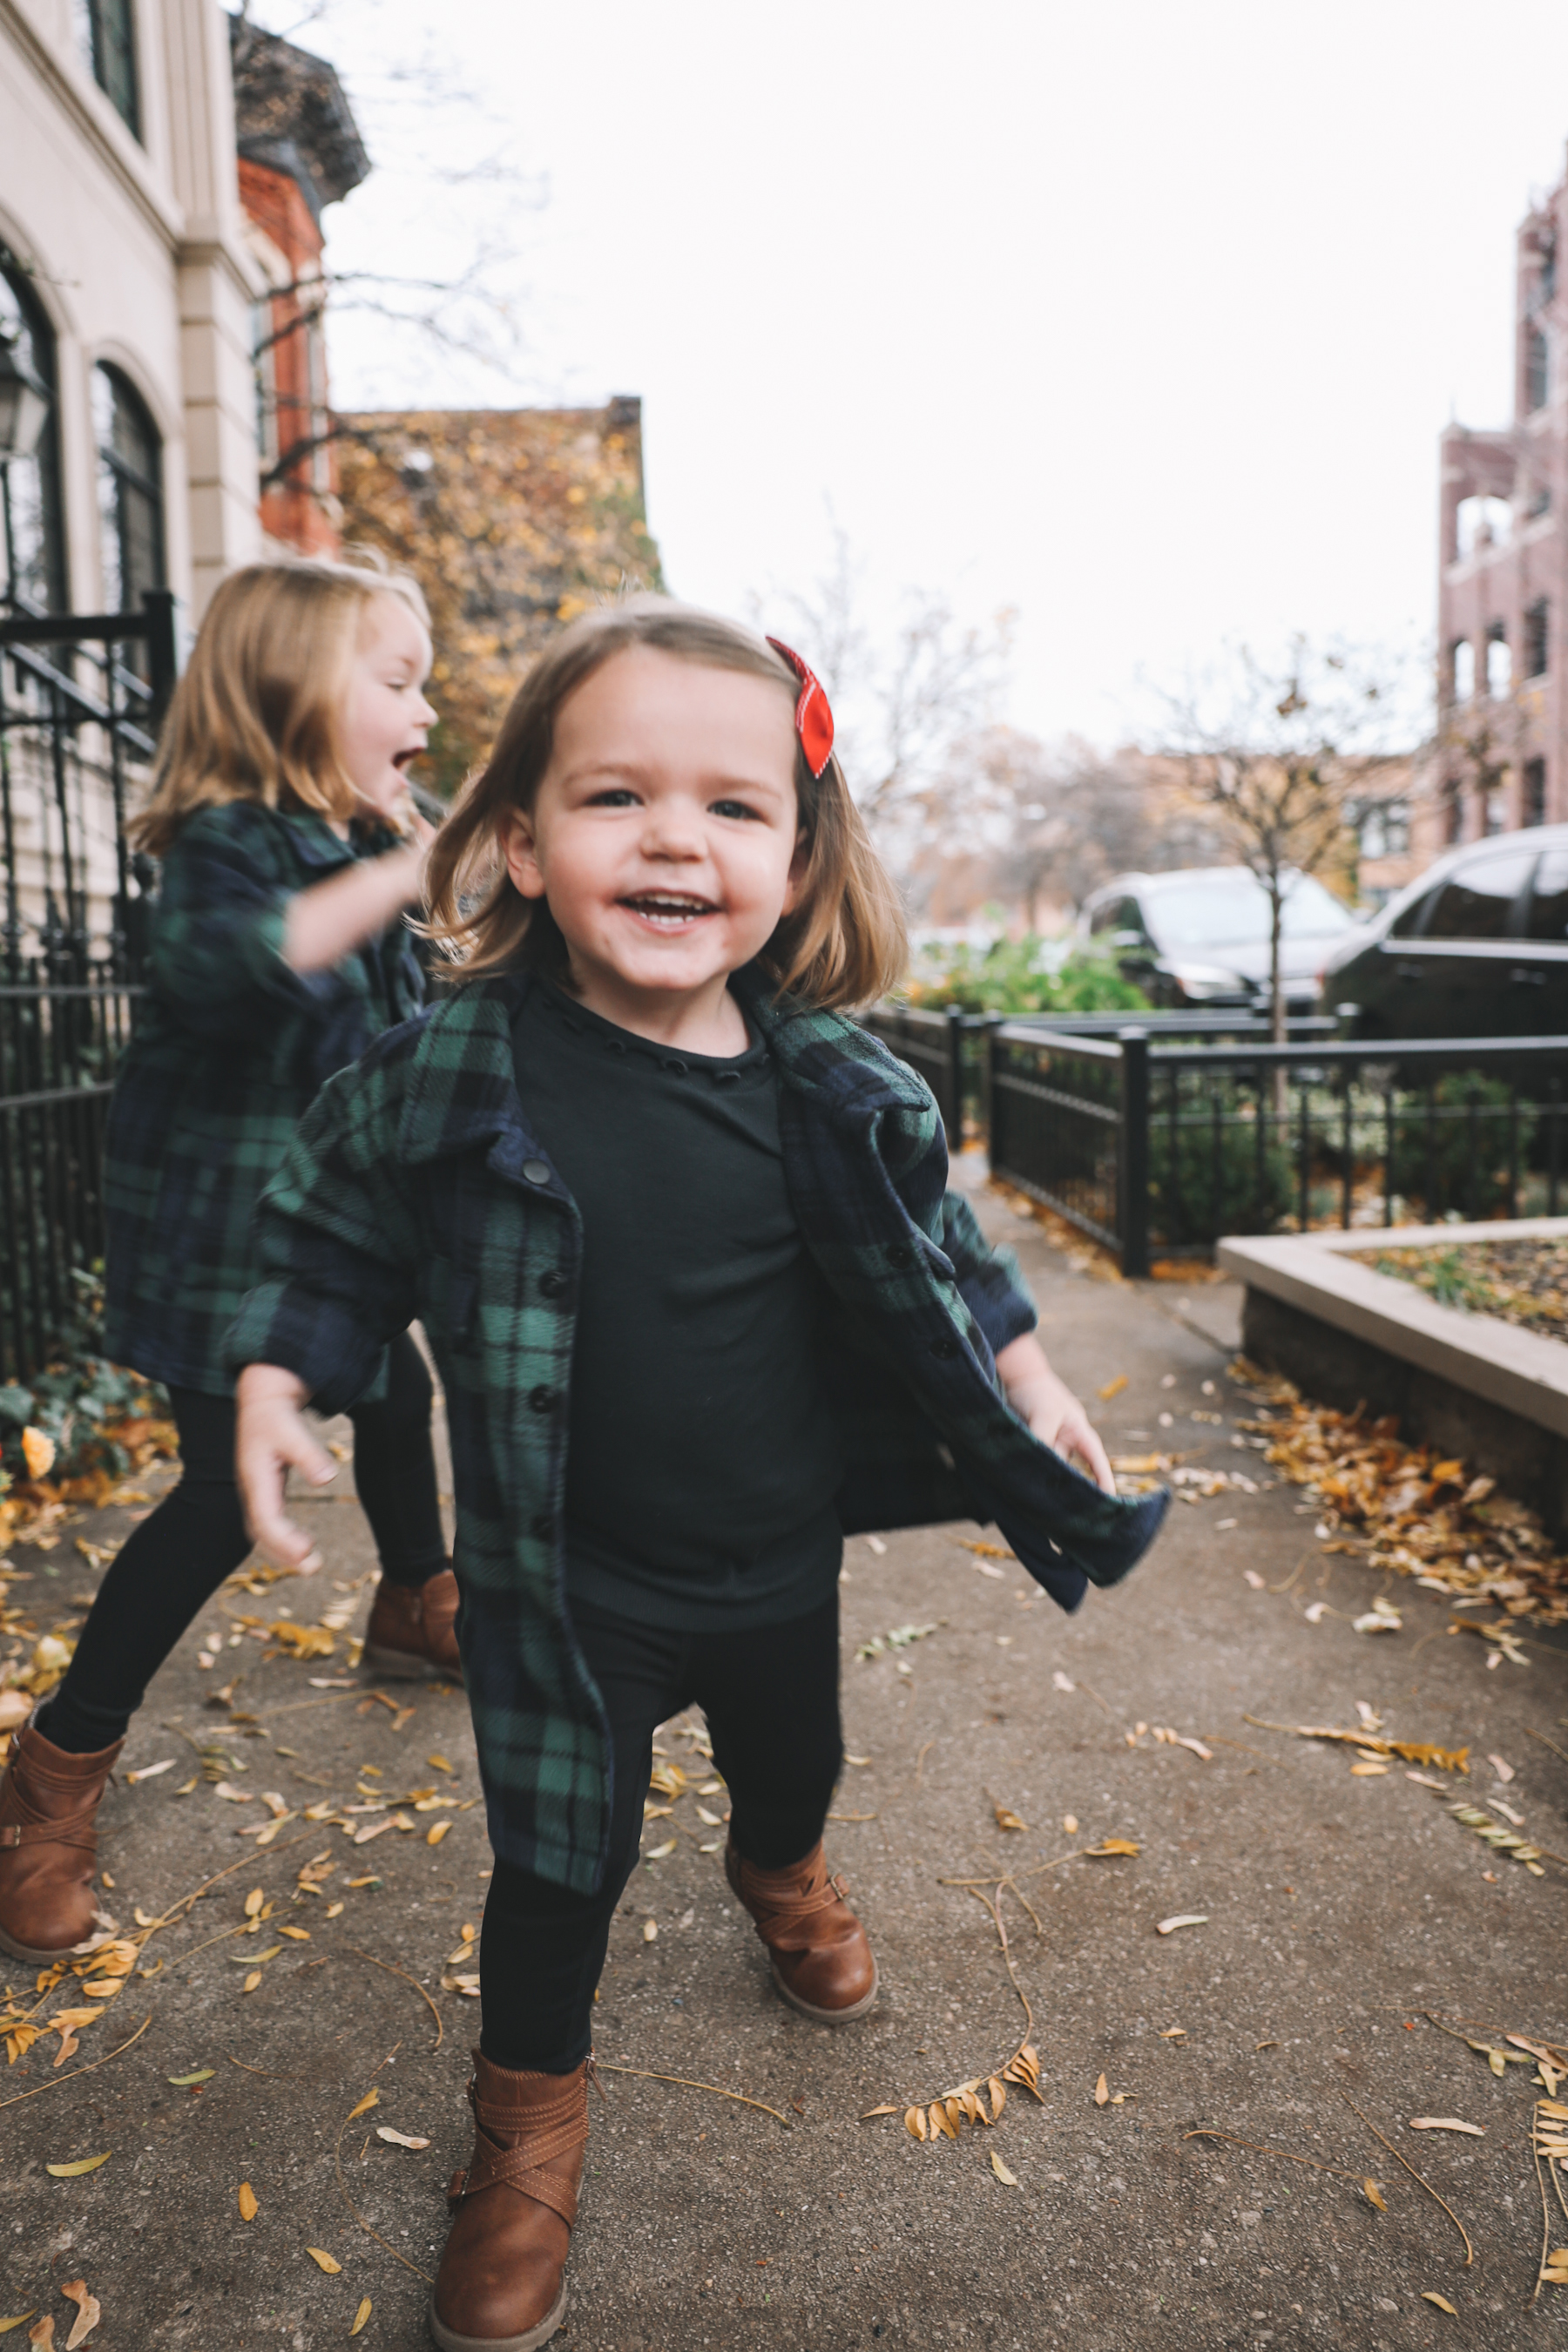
left=863, top=1004, right=1568, bottom=1278
left=1, top=592, right=178, bottom=1382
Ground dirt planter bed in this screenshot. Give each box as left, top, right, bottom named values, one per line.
left=1217, top=1216, right=1568, bottom=1538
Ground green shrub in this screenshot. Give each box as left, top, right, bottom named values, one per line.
left=903, top=936, right=1149, bottom=1017
left=1391, top=1074, right=1536, bottom=1220
left=1148, top=1114, right=1294, bottom=1248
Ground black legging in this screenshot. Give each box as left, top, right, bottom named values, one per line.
left=479, top=1590, right=843, bottom=2077
left=41, top=1332, right=446, bottom=1756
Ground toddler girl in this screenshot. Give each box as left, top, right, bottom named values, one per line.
left=228, top=598, right=1167, bottom=2352
left=0, top=558, right=456, bottom=1967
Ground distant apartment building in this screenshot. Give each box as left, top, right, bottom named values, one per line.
left=1436, top=152, right=1568, bottom=848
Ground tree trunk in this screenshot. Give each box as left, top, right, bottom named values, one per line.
left=1269, top=871, right=1288, bottom=1125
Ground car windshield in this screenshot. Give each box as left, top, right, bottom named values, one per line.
left=1146, top=874, right=1348, bottom=951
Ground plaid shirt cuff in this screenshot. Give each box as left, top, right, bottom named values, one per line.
left=225, top=1277, right=385, bottom=1417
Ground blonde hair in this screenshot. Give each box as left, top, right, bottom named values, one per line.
left=423, top=596, right=907, bottom=1010
left=132, top=557, right=430, bottom=857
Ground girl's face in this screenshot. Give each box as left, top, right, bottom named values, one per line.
left=501, top=646, right=805, bottom=1024
left=337, top=593, right=436, bottom=826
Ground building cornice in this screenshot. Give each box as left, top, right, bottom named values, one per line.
left=1, top=0, right=186, bottom=250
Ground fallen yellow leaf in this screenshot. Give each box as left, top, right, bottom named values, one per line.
left=60, top=2279, right=98, bottom=2350
left=375, top=2126, right=431, bottom=2150
left=1094, top=2073, right=1109, bottom=2105
left=992, top=1801, right=1027, bottom=1833
left=904, top=2105, right=927, bottom=2141
left=428, top=1755, right=454, bottom=1773
left=1098, top=1374, right=1129, bottom=1401
left=1422, top=2292, right=1458, bottom=2315
left=237, top=2182, right=258, bottom=2220
left=244, top=1889, right=264, bottom=1917
left=21, top=1427, right=56, bottom=1481
left=642, top=1919, right=658, bottom=1943
left=44, top=2153, right=110, bottom=2178
left=306, top=2248, right=341, bottom=2274
left=0, top=2319, right=37, bottom=2338
left=1409, top=2117, right=1484, bottom=2135
left=242, top=1971, right=261, bottom=1993
left=425, top=1822, right=450, bottom=1847
left=990, top=2148, right=1020, bottom=2186
left=347, top=2089, right=379, bottom=2120
left=350, top=2301, right=372, bottom=2338
left=1363, top=2179, right=1387, bottom=2211
left=1085, top=1839, right=1140, bottom=1858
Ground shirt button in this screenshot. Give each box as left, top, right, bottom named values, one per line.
left=522, top=1157, right=552, bottom=1186
left=528, top=1385, right=555, bottom=1415
left=538, top=1269, right=569, bottom=1298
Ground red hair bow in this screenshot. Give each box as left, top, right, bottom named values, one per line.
left=767, top=637, right=835, bottom=780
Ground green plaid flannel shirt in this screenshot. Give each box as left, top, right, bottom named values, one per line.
left=227, top=967, right=1168, bottom=1891
left=104, top=801, right=425, bottom=1392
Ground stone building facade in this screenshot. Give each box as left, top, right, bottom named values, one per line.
left=0, top=2, right=363, bottom=950
left=1436, top=151, right=1568, bottom=847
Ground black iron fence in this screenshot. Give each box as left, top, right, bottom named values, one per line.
left=1, top=594, right=177, bottom=1382
left=863, top=1004, right=1568, bottom=1278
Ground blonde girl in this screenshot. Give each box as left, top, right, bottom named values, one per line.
left=227, top=597, right=1166, bottom=2352
left=0, top=558, right=459, bottom=1969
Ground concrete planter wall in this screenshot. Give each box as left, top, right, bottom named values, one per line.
left=1217, top=1218, right=1568, bottom=1537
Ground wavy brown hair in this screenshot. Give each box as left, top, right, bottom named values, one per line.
left=423, top=597, right=907, bottom=1010
left=131, top=558, right=430, bottom=857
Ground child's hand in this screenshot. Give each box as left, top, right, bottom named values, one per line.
left=993, top=1335, right=1116, bottom=1496
left=235, top=1363, right=337, bottom=1567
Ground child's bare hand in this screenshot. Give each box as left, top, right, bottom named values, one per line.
left=993, top=1335, right=1116, bottom=1495
left=235, top=1364, right=336, bottom=1566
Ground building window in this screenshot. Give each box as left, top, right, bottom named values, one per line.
left=0, top=250, right=66, bottom=614
left=1354, top=800, right=1410, bottom=861
left=1527, top=325, right=1550, bottom=412
left=1486, top=626, right=1511, bottom=697
left=72, top=0, right=139, bottom=139
left=1451, top=639, right=1475, bottom=702
left=93, top=365, right=163, bottom=614
left=1527, top=598, right=1550, bottom=678
left=1524, top=756, right=1547, bottom=827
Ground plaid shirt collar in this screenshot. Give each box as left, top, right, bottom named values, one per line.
left=397, top=964, right=927, bottom=1176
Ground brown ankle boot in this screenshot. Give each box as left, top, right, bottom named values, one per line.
left=363, top=1568, right=463, bottom=1682
left=0, top=1719, right=122, bottom=1963
left=725, top=1835, right=878, bottom=2024
left=429, top=2051, right=588, bottom=2352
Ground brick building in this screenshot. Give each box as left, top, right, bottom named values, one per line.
left=1436, top=152, right=1568, bottom=847
left=231, top=17, right=368, bottom=558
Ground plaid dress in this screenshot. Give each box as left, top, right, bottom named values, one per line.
left=104, top=801, right=425, bottom=1393
left=226, top=966, right=1169, bottom=1891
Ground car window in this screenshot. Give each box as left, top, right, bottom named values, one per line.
left=1145, top=871, right=1348, bottom=950
left=1527, top=848, right=1568, bottom=941
left=1089, top=898, right=1119, bottom=935
left=1421, top=848, right=1538, bottom=941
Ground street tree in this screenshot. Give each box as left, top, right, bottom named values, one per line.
left=1152, top=638, right=1401, bottom=1044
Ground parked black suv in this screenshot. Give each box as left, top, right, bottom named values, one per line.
left=1325, top=825, right=1568, bottom=1039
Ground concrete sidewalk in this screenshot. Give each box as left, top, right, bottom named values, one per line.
left=3, top=1187, right=1566, bottom=2351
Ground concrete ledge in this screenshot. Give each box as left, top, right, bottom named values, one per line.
left=1217, top=1220, right=1568, bottom=1532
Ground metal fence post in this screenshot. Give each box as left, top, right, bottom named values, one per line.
left=946, top=1006, right=964, bottom=1146
left=1119, top=1026, right=1151, bottom=1278
left=141, top=587, right=179, bottom=732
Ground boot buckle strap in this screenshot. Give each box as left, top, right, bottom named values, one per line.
left=0, top=1811, right=95, bottom=1850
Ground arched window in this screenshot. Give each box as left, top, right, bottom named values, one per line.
left=0, top=250, right=66, bottom=613
left=93, top=364, right=164, bottom=614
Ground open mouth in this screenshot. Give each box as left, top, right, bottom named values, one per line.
left=391, top=747, right=421, bottom=772
left=620, top=893, right=718, bottom=928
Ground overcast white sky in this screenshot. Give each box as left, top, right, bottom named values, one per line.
left=258, top=0, right=1568, bottom=750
